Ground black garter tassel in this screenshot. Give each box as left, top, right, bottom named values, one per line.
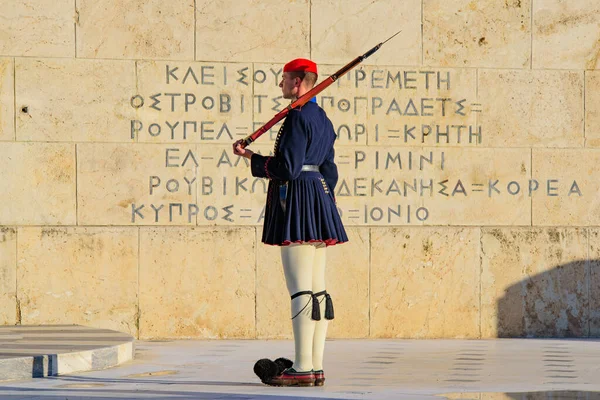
left=311, top=293, right=321, bottom=321
left=324, top=293, right=334, bottom=320
left=314, top=290, right=334, bottom=320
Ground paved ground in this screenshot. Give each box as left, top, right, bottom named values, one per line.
left=0, top=339, right=600, bottom=400
left=2, top=337, right=600, bottom=399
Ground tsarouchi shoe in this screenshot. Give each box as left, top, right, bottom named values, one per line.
left=314, top=370, right=325, bottom=386
left=266, top=368, right=315, bottom=387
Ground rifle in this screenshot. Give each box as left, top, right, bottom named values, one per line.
left=239, top=30, right=402, bottom=148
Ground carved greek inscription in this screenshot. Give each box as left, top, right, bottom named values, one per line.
left=125, top=64, right=584, bottom=226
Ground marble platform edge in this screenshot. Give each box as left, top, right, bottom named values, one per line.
left=0, top=325, right=134, bottom=382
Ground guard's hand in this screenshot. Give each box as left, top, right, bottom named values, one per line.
left=233, top=139, right=254, bottom=159
left=232, top=139, right=245, bottom=156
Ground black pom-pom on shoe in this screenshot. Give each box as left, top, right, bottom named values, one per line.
left=253, top=358, right=279, bottom=383
left=273, top=357, right=293, bottom=374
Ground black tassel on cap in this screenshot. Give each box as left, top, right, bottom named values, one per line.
left=324, top=293, right=334, bottom=320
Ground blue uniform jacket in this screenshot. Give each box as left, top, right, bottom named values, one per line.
left=250, top=101, right=338, bottom=194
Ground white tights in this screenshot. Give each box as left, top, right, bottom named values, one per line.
left=280, top=243, right=329, bottom=372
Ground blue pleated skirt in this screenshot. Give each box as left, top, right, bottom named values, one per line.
left=261, top=171, right=348, bottom=246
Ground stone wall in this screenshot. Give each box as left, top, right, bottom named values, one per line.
left=0, top=0, right=599, bottom=339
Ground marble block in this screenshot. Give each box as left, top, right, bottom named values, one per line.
left=533, top=0, right=600, bottom=69
left=17, top=227, right=139, bottom=335
left=16, top=58, right=136, bottom=142
left=479, top=70, right=584, bottom=147
left=76, top=0, right=194, bottom=60
left=370, top=227, right=480, bottom=338
left=0, top=0, right=74, bottom=57
left=138, top=227, right=255, bottom=338
left=196, top=0, right=309, bottom=62
left=0, top=143, right=76, bottom=225
left=423, top=0, right=531, bottom=68
left=532, top=149, right=600, bottom=226
left=311, top=0, right=421, bottom=66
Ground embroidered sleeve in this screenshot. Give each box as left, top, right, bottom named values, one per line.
left=250, top=153, right=270, bottom=179
left=264, top=158, right=272, bottom=180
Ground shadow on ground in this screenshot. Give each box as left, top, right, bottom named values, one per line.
left=445, top=391, right=600, bottom=400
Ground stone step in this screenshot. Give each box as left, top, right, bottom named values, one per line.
left=0, top=325, right=134, bottom=382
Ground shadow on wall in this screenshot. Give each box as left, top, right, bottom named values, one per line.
left=497, top=260, right=598, bottom=338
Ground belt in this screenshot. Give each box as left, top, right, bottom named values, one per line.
left=301, top=164, right=319, bottom=172
left=279, top=165, right=320, bottom=213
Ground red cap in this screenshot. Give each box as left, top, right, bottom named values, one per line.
left=283, top=58, right=318, bottom=74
